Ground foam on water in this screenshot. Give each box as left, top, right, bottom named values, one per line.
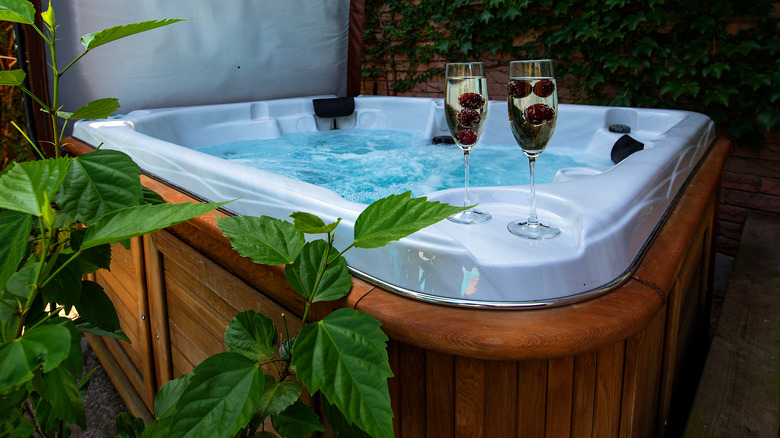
left=197, top=129, right=611, bottom=204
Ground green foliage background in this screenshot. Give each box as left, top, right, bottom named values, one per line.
left=362, top=0, right=780, bottom=145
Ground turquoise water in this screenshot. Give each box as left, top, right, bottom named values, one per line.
left=197, top=129, right=610, bottom=204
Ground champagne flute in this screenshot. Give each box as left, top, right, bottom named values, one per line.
left=507, top=59, right=560, bottom=239
left=444, top=62, right=491, bottom=224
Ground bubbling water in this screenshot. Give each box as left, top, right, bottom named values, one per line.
left=197, top=129, right=610, bottom=204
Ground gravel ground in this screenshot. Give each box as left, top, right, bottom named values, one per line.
left=70, top=337, right=127, bottom=438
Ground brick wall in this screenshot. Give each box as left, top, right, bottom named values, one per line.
left=360, top=70, right=780, bottom=258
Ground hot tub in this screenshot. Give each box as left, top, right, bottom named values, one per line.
left=72, top=95, right=715, bottom=307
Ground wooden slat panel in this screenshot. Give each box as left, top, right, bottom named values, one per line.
left=399, top=343, right=426, bottom=438
left=485, top=360, right=518, bottom=437
left=619, top=309, right=665, bottom=438
left=167, top=286, right=226, bottom=361
left=425, top=350, right=454, bottom=438
left=97, top=271, right=140, bottom=343
left=546, top=356, right=574, bottom=437
left=517, top=360, right=548, bottom=438
left=170, top=341, right=196, bottom=379
left=145, top=233, right=173, bottom=386
left=164, top=271, right=231, bottom=342
left=455, top=356, right=485, bottom=438
left=387, top=339, right=400, bottom=436
left=152, top=230, right=301, bottom=338
left=572, top=352, right=597, bottom=438
left=168, top=317, right=211, bottom=375
left=104, top=336, right=145, bottom=401
left=592, top=342, right=624, bottom=437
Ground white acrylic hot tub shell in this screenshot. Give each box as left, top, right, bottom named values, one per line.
left=73, top=96, right=716, bottom=307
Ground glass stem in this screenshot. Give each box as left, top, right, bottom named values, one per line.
left=463, top=150, right=471, bottom=207
left=527, top=155, right=538, bottom=226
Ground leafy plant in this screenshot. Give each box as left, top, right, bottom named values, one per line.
left=119, top=193, right=468, bottom=437
left=0, top=1, right=222, bottom=436
left=363, top=0, right=779, bottom=145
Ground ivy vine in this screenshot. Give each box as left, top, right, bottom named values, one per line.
left=362, top=0, right=780, bottom=145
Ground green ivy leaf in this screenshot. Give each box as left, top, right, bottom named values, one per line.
left=0, top=69, right=26, bottom=86
left=353, top=192, right=467, bottom=249
left=56, top=149, right=141, bottom=225
left=0, top=157, right=70, bottom=216
left=80, top=201, right=227, bottom=249
left=80, top=19, right=189, bottom=51
left=757, top=107, right=780, bottom=131
left=224, top=311, right=278, bottom=363
left=217, top=215, right=304, bottom=265
left=0, top=210, right=32, bottom=291
left=290, top=211, right=341, bottom=234
left=168, top=352, right=263, bottom=438
left=0, top=0, right=35, bottom=25
left=73, top=280, right=129, bottom=342
left=284, top=240, right=353, bottom=303
left=0, top=324, right=71, bottom=395
left=270, top=400, right=325, bottom=438
left=292, top=308, right=393, bottom=438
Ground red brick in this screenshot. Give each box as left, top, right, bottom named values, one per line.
left=727, top=156, right=780, bottom=179
left=730, top=143, right=760, bottom=158
left=760, top=142, right=780, bottom=161
left=761, top=177, right=780, bottom=196
left=726, top=190, right=780, bottom=214
left=716, top=235, right=740, bottom=257
left=718, top=204, right=748, bottom=224
left=722, top=170, right=761, bottom=192
left=718, top=220, right=744, bottom=241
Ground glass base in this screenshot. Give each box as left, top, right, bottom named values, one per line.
left=507, top=220, right=560, bottom=239
left=447, top=208, right=491, bottom=225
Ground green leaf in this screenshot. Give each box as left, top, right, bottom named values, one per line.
left=217, top=215, right=304, bottom=265
left=0, top=299, right=19, bottom=344
left=322, top=395, right=371, bottom=438
left=254, top=376, right=302, bottom=421
left=0, top=69, right=26, bottom=86
left=81, top=19, right=189, bottom=50
left=73, top=280, right=129, bottom=342
left=284, top=240, right=353, bottom=303
left=224, top=310, right=278, bottom=363
left=168, top=352, right=264, bottom=438
left=41, top=255, right=83, bottom=311
left=270, top=400, right=325, bottom=438
left=0, top=210, right=32, bottom=290
left=56, top=149, right=142, bottom=225
left=0, top=324, right=71, bottom=395
left=757, top=107, right=780, bottom=131
left=116, top=412, right=147, bottom=438
left=290, top=211, right=341, bottom=234
left=292, top=308, right=393, bottom=438
left=154, top=373, right=193, bottom=419
left=43, top=366, right=86, bottom=429
left=40, top=0, right=54, bottom=29
left=353, top=192, right=467, bottom=249
left=4, top=263, right=38, bottom=302
left=62, top=97, right=120, bottom=120
left=0, top=0, right=35, bottom=24
left=80, top=201, right=227, bottom=249
left=140, top=186, right=166, bottom=205
left=0, top=157, right=71, bottom=216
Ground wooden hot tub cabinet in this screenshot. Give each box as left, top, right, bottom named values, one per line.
left=66, top=137, right=731, bottom=437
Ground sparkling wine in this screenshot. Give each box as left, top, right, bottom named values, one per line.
left=445, top=76, right=489, bottom=151
left=508, top=77, right=558, bottom=156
